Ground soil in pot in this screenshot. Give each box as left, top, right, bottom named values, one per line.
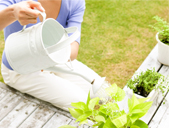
left=159, top=34, right=169, bottom=45
left=134, top=86, right=151, bottom=97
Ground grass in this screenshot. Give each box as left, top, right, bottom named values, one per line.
left=0, top=30, right=4, bottom=82
left=0, top=0, right=168, bottom=88
left=78, top=0, right=169, bottom=88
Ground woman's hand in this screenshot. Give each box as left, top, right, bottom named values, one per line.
left=0, top=0, right=45, bottom=30
left=12, top=0, right=45, bottom=25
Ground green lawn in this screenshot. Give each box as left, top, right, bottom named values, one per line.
left=78, top=0, right=169, bottom=88
left=0, top=0, right=168, bottom=88
left=0, top=30, right=4, bottom=82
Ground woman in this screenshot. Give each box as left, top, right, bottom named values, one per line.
left=0, top=0, right=101, bottom=111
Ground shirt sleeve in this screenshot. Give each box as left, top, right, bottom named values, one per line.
left=0, top=0, right=17, bottom=11
left=66, top=0, right=85, bottom=44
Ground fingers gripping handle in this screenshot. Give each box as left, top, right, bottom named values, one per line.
left=21, top=10, right=46, bottom=31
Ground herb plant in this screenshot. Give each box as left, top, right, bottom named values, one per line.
left=127, top=68, right=167, bottom=97
left=59, top=83, right=152, bottom=128
left=150, top=15, right=169, bottom=44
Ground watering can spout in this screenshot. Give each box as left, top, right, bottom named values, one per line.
left=46, top=65, right=107, bottom=95
left=92, top=77, right=106, bottom=94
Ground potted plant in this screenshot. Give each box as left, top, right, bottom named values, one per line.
left=150, top=15, right=169, bottom=65
left=126, top=68, right=168, bottom=101
left=59, top=83, right=152, bottom=128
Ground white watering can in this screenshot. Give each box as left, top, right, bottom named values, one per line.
left=5, top=10, right=108, bottom=95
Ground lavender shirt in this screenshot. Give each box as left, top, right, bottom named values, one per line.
left=0, top=0, right=85, bottom=70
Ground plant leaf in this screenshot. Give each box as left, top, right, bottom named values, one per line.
left=107, top=102, right=119, bottom=110
left=103, top=117, right=117, bottom=128
left=130, top=125, right=140, bottom=128
left=76, top=111, right=92, bottom=122
left=99, top=105, right=109, bottom=115
left=138, top=97, right=150, bottom=103
left=68, top=108, right=83, bottom=119
left=129, top=113, right=142, bottom=123
left=88, top=97, right=100, bottom=110
left=98, top=122, right=104, bottom=128
left=71, top=102, right=87, bottom=111
left=114, top=87, right=125, bottom=102
left=92, top=122, right=104, bottom=127
left=111, top=114, right=127, bottom=128
left=105, top=83, right=118, bottom=97
left=133, top=119, right=148, bottom=128
left=128, top=98, right=132, bottom=111
left=105, top=83, right=125, bottom=102
left=79, top=119, right=88, bottom=125
left=99, top=102, right=119, bottom=115
left=129, top=94, right=139, bottom=112
left=132, top=102, right=152, bottom=118
left=94, top=115, right=106, bottom=123
left=86, top=91, right=91, bottom=108
left=131, top=109, right=143, bottom=114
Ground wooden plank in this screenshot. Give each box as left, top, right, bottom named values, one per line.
left=18, top=105, right=55, bottom=128
left=0, top=99, right=38, bottom=128
left=0, top=83, right=41, bottom=105
left=0, top=91, right=22, bottom=121
left=147, top=65, right=169, bottom=127
left=68, top=120, right=90, bottom=128
left=139, top=65, right=169, bottom=124
left=0, top=82, right=9, bottom=89
left=157, top=107, right=169, bottom=128
left=148, top=92, right=169, bottom=128
left=43, top=113, right=72, bottom=128
left=158, top=64, right=169, bottom=77
left=0, top=82, right=17, bottom=94
left=48, top=106, right=72, bottom=118
left=0, top=82, right=74, bottom=127
left=154, top=99, right=169, bottom=128
left=0, top=82, right=67, bottom=115
left=0, top=87, right=7, bottom=100
left=140, top=91, right=164, bottom=124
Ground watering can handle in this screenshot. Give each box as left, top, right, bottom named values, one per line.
left=21, top=10, right=46, bottom=31
left=46, top=26, right=80, bottom=54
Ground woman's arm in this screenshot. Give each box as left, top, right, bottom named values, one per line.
left=67, top=0, right=85, bottom=61
left=0, top=0, right=45, bottom=31
left=70, top=41, right=79, bottom=60
left=0, top=6, right=15, bottom=31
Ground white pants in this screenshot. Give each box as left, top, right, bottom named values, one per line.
left=1, top=60, right=101, bottom=111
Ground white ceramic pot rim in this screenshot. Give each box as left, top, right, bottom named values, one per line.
left=126, top=87, right=158, bottom=102
left=156, top=32, right=169, bottom=47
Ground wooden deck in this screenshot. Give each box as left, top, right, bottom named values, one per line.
left=0, top=82, right=90, bottom=128
left=0, top=44, right=169, bottom=127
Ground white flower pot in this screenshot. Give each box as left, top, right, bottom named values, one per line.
left=156, top=32, right=169, bottom=65
left=126, top=87, right=159, bottom=101
left=126, top=76, right=169, bottom=101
